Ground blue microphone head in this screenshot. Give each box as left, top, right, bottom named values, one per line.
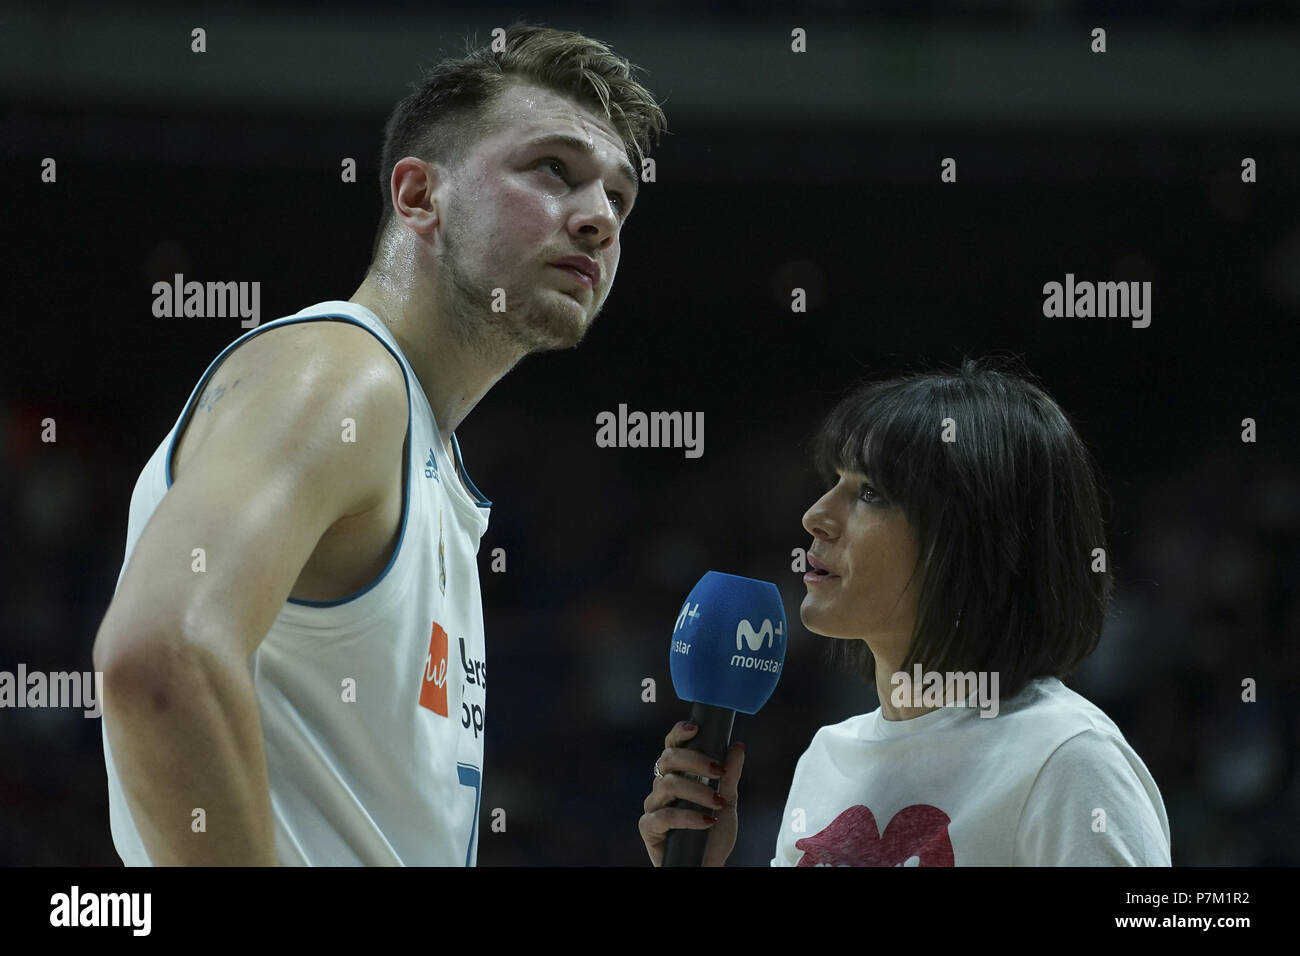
left=669, top=571, right=787, bottom=714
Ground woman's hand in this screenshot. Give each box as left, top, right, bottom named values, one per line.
left=638, top=720, right=745, bottom=866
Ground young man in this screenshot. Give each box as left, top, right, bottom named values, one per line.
left=93, top=24, right=665, bottom=866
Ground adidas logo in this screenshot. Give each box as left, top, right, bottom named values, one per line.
left=424, top=449, right=439, bottom=481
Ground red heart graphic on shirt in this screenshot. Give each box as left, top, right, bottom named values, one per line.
left=795, top=804, right=954, bottom=866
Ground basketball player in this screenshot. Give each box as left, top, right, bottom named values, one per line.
left=92, top=24, right=665, bottom=865
left=640, top=359, right=1171, bottom=866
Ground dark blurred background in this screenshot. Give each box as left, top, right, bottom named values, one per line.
left=2, top=1, right=1298, bottom=866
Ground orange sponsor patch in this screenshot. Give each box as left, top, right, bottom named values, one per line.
left=419, top=622, right=450, bottom=716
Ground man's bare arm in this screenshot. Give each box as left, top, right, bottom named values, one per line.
left=92, top=323, right=408, bottom=865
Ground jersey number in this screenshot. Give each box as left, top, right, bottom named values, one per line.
left=456, top=762, right=482, bottom=866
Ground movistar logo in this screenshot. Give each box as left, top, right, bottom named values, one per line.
left=736, top=618, right=781, bottom=651
left=729, top=655, right=781, bottom=673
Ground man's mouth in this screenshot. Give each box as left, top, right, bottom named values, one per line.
left=550, top=255, right=599, bottom=286
left=551, top=264, right=594, bottom=289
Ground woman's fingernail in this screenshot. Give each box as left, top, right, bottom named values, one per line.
left=709, top=762, right=726, bottom=775
left=713, top=793, right=728, bottom=808
left=683, top=722, right=697, bottom=731
left=702, top=813, right=718, bottom=824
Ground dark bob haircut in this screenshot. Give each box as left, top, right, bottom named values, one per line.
left=813, top=356, right=1113, bottom=701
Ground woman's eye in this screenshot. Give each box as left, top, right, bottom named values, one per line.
left=540, top=158, right=565, bottom=177
left=858, top=484, right=880, bottom=503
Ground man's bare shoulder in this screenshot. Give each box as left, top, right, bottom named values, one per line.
left=220, top=319, right=405, bottom=389
left=175, top=319, right=408, bottom=484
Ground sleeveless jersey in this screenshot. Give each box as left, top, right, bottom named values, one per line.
left=100, top=300, right=492, bottom=865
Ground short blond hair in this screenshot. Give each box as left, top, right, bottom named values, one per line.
left=370, top=22, right=667, bottom=263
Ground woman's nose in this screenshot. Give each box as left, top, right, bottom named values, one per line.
left=802, top=492, right=838, bottom=539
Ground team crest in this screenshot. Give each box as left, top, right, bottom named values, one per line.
left=438, top=509, right=447, bottom=596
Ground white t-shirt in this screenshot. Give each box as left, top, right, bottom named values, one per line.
left=101, top=301, right=492, bottom=865
left=771, top=677, right=1170, bottom=866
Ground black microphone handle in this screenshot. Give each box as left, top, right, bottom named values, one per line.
left=662, top=701, right=736, bottom=867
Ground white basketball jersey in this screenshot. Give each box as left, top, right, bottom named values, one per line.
left=101, top=300, right=492, bottom=865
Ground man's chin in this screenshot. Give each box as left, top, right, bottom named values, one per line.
left=523, top=300, right=593, bottom=351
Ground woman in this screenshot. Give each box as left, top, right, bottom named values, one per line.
left=638, top=358, right=1171, bottom=866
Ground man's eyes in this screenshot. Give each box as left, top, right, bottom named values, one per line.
left=536, top=157, right=627, bottom=215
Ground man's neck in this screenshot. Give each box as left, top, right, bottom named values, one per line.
left=348, top=276, right=519, bottom=440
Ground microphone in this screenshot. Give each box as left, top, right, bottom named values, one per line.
left=663, top=571, right=787, bottom=867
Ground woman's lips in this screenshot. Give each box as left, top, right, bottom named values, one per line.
left=806, top=554, right=838, bottom=583
left=804, top=569, right=839, bottom=584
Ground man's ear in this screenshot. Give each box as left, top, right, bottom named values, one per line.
left=391, top=157, right=441, bottom=237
